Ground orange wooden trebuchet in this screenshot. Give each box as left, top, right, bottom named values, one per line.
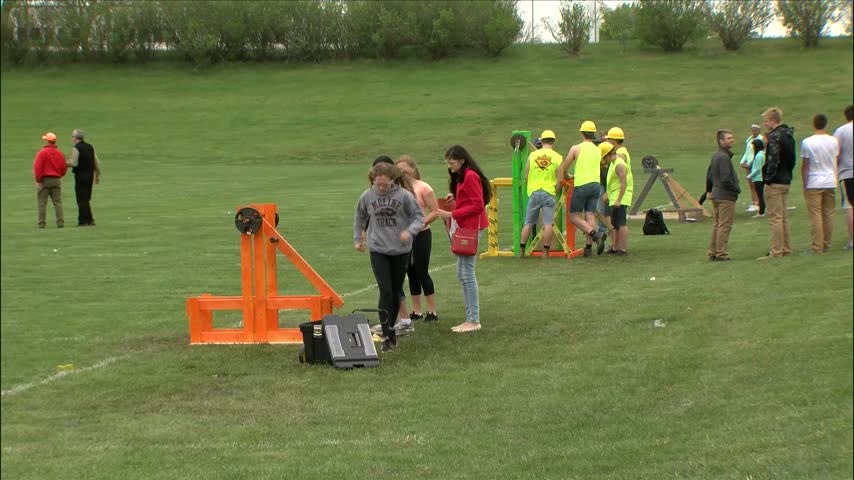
left=187, top=203, right=343, bottom=344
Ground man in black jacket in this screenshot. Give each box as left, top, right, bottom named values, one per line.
left=760, top=108, right=796, bottom=258
left=707, top=129, right=740, bottom=261
left=68, top=129, right=101, bottom=226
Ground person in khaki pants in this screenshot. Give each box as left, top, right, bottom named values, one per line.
left=759, top=107, right=797, bottom=259
left=801, top=113, right=839, bottom=253
left=33, top=132, right=68, bottom=228
left=707, top=129, right=740, bottom=261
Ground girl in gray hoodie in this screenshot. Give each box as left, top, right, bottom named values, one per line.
left=353, top=162, right=424, bottom=352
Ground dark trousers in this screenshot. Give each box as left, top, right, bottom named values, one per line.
left=407, top=229, right=435, bottom=296
left=753, top=181, right=765, bottom=215
left=74, top=172, right=95, bottom=225
left=370, top=251, right=410, bottom=339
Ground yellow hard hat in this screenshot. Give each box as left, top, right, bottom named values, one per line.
left=606, top=127, right=625, bottom=140
left=579, top=120, right=597, bottom=133
left=540, top=130, right=556, bottom=141
left=600, top=142, right=615, bottom=158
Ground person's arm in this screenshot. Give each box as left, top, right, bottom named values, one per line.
left=800, top=139, right=810, bottom=191
left=94, top=153, right=101, bottom=183
left=451, top=172, right=484, bottom=221
left=749, top=152, right=764, bottom=180
left=353, top=195, right=368, bottom=251
left=705, top=166, right=713, bottom=197
left=33, top=153, right=42, bottom=186
left=740, top=139, right=753, bottom=167
left=614, top=163, right=627, bottom=207
left=555, top=145, right=579, bottom=192
left=836, top=134, right=842, bottom=171
left=403, top=193, right=425, bottom=240
left=68, top=147, right=79, bottom=168
left=709, top=156, right=720, bottom=192
left=763, top=135, right=780, bottom=184
left=717, top=155, right=738, bottom=192
left=421, top=189, right=441, bottom=226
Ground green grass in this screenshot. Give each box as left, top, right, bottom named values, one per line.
left=2, top=38, right=853, bottom=479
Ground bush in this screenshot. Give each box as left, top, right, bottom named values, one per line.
left=776, top=0, right=843, bottom=48
left=411, top=1, right=458, bottom=60
left=546, top=1, right=593, bottom=57
left=636, top=0, right=706, bottom=52
left=467, top=0, right=523, bottom=57
left=128, top=1, right=163, bottom=62
left=1, top=0, right=523, bottom=66
left=1, top=0, right=31, bottom=65
left=705, top=0, right=773, bottom=51
left=600, top=3, right=638, bottom=53
left=343, top=1, right=415, bottom=60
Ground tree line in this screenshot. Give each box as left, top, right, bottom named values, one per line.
left=2, top=0, right=851, bottom=66
left=555, top=0, right=852, bottom=56
left=1, top=0, right=523, bottom=65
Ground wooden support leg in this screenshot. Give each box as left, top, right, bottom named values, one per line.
left=629, top=171, right=660, bottom=215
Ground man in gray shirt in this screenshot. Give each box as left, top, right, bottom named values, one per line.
left=707, top=129, right=741, bottom=261
left=834, top=105, right=853, bottom=250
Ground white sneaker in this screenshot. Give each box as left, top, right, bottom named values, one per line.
left=394, top=320, right=414, bottom=336
left=371, top=324, right=383, bottom=335
left=752, top=213, right=765, bottom=218
left=746, top=204, right=758, bottom=212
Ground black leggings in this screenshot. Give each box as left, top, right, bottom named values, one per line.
left=370, top=251, right=409, bottom=338
left=407, top=229, right=435, bottom=296
left=753, top=181, right=766, bottom=215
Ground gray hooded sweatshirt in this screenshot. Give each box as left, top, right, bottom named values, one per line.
left=353, top=184, right=425, bottom=255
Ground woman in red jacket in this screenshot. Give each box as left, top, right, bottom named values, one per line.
left=438, top=145, right=491, bottom=333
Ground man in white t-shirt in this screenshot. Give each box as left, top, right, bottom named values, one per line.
left=833, top=105, right=853, bottom=250
left=801, top=113, right=839, bottom=253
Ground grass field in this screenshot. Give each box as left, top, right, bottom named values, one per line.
left=1, top=38, right=853, bottom=479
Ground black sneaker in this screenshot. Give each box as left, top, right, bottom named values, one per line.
left=381, top=336, right=397, bottom=353
left=594, top=231, right=607, bottom=255
left=409, top=311, right=423, bottom=321
left=424, top=312, right=438, bottom=322
left=583, top=247, right=592, bottom=257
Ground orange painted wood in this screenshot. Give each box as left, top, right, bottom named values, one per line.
left=187, top=203, right=343, bottom=345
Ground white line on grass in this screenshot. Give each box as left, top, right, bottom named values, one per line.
left=2, top=261, right=458, bottom=397
left=1, top=354, right=130, bottom=397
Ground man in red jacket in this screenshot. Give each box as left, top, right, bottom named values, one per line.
left=33, top=132, right=68, bottom=228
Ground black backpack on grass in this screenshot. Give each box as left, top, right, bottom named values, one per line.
left=643, top=209, right=669, bottom=235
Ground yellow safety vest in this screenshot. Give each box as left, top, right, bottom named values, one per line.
left=574, top=141, right=600, bottom=187
left=526, top=148, right=562, bottom=196
left=607, top=157, right=633, bottom=206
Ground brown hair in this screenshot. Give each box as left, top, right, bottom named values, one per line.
left=369, top=162, right=414, bottom=193
left=396, top=155, right=421, bottom=180
left=716, top=129, right=733, bottom=143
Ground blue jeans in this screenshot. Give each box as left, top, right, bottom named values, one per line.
left=455, top=254, right=479, bottom=324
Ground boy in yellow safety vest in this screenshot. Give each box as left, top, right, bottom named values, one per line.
left=605, top=127, right=633, bottom=254
left=601, top=141, right=633, bottom=255
left=520, top=130, right=563, bottom=258
left=557, top=121, right=608, bottom=256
